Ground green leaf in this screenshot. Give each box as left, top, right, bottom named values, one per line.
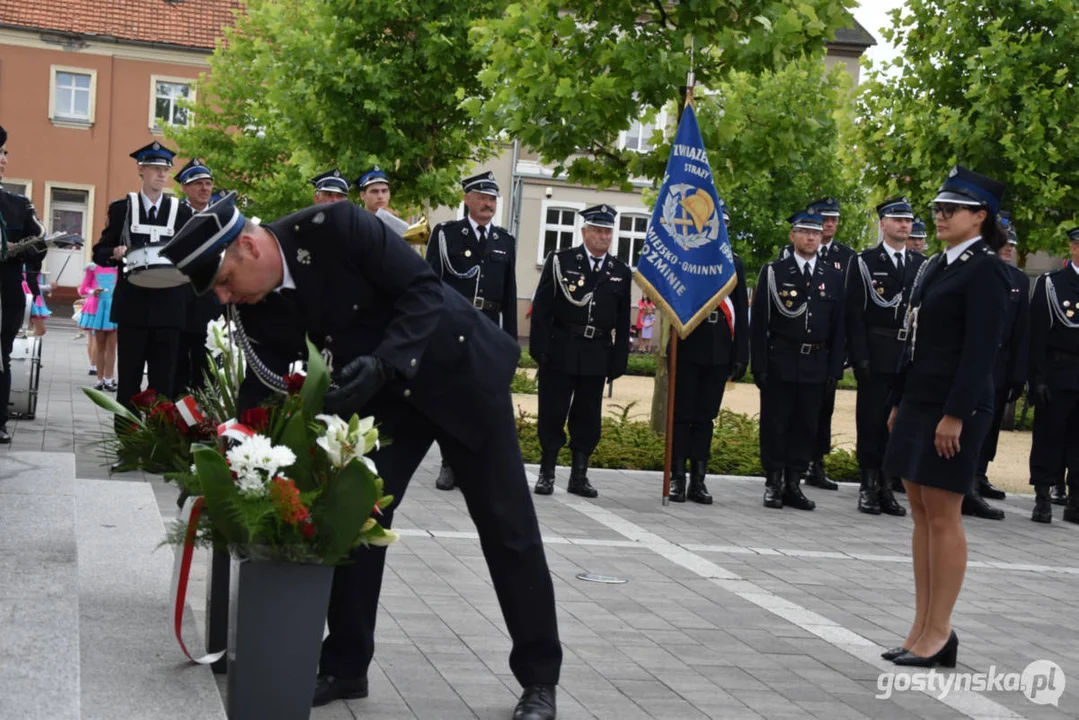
left=82, top=387, right=141, bottom=425
left=310, top=456, right=379, bottom=563
left=300, top=337, right=331, bottom=417
left=278, top=410, right=316, bottom=491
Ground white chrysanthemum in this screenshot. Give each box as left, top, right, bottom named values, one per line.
left=227, top=434, right=297, bottom=480
left=235, top=470, right=268, bottom=497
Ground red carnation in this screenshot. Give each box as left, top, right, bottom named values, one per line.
left=301, top=520, right=316, bottom=538
left=150, top=401, right=182, bottom=428
left=240, top=407, right=271, bottom=432
left=131, top=388, right=158, bottom=409
left=285, top=373, right=306, bottom=395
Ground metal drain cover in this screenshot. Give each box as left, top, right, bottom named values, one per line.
left=575, top=573, right=627, bottom=584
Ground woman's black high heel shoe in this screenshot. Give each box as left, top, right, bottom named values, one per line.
left=881, top=646, right=908, bottom=661
left=893, top=631, right=958, bottom=668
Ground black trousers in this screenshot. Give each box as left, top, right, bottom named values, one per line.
left=672, top=359, right=730, bottom=460
left=760, top=380, right=825, bottom=472
left=319, top=394, right=562, bottom=687
left=174, top=329, right=211, bottom=396
left=1029, top=389, right=1079, bottom=486
left=855, top=372, right=895, bottom=469
left=536, top=365, right=606, bottom=455
left=812, top=376, right=838, bottom=459
left=976, top=386, right=1010, bottom=476
left=116, top=325, right=180, bottom=409
left=0, top=293, right=25, bottom=429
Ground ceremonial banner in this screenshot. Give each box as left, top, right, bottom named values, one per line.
left=634, top=105, right=736, bottom=338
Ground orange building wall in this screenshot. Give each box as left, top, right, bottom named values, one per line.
left=0, top=41, right=207, bottom=297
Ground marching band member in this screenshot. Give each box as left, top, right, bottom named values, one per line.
left=92, top=142, right=193, bottom=444
left=426, top=171, right=518, bottom=491
left=530, top=204, right=631, bottom=498
left=0, top=124, right=47, bottom=444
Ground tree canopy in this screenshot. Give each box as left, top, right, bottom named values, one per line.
left=856, top=0, right=1079, bottom=258
left=170, top=0, right=507, bottom=219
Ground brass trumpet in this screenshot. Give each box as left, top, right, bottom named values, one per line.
left=402, top=215, right=430, bottom=246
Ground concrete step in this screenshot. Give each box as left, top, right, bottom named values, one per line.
left=0, top=452, right=80, bottom=720
left=76, top=477, right=226, bottom=720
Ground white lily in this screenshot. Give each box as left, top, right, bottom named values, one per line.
left=205, top=317, right=236, bottom=358
left=367, top=528, right=399, bottom=547
left=315, top=414, right=381, bottom=472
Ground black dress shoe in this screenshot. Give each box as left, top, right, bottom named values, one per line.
left=687, top=460, right=713, bottom=504
left=513, top=684, right=556, bottom=720
left=881, top=646, right=908, bottom=661
left=763, top=470, right=784, bottom=509
left=567, top=451, right=598, bottom=498
left=804, top=460, right=838, bottom=490
left=783, top=468, right=816, bottom=511
left=857, top=469, right=881, bottom=515
left=1051, top=482, right=1068, bottom=506
left=312, top=674, right=368, bottom=707
left=961, top=492, right=1004, bottom=520
left=669, top=457, right=687, bottom=503
left=1032, top=485, right=1053, bottom=523
left=893, top=631, right=958, bottom=668
left=975, top=474, right=1006, bottom=500
left=435, top=462, right=456, bottom=491
left=0, top=428, right=10, bottom=444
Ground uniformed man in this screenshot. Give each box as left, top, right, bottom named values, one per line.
left=907, top=216, right=928, bottom=254
left=356, top=167, right=391, bottom=214
left=160, top=197, right=562, bottom=720
left=530, top=204, right=631, bottom=498
left=92, top=142, right=193, bottom=433
left=752, top=207, right=846, bottom=510
left=965, top=221, right=1028, bottom=520
left=0, top=125, right=47, bottom=444
left=847, top=197, right=923, bottom=516
left=1027, top=227, right=1079, bottom=525
left=668, top=202, right=749, bottom=504
left=311, top=169, right=351, bottom=205
left=174, top=158, right=223, bottom=394
left=426, top=171, right=519, bottom=491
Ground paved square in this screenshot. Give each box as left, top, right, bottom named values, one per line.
left=4, top=316, right=1078, bottom=719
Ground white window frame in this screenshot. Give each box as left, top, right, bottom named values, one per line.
left=48, top=65, right=97, bottom=128
left=537, top=200, right=585, bottom=265
left=149, top=74, right=196, bottom=133
left=619, top=108, right=668, bottom=153
left=613, top=206, right=650, bottom=269
left=0, top=178, right=34, bottom=200
left=43, top=181, right=96, bottom=265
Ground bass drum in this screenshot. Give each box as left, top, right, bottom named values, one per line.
left=8, top=334, right=42, bottom=420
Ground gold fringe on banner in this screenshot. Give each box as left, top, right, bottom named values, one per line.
left=633, top=270, right=737, bottom=340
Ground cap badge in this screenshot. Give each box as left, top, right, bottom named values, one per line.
left=949, top=166, right=958, bottom=178
left=312, top=212, right=324, bottom=225
left=152, top=142, right=161, bottom=150
left=333, top=170, right=341, bottom=177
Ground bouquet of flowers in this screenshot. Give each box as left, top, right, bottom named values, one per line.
left=84, top=318, right=396, bottom=564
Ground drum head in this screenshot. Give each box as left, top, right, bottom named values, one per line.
left=8, top=335, right=42, bottom=420
left=127, top=267, right=191, bottom=289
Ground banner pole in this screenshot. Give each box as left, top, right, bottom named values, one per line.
left=662, top=332, right=678, bottom=505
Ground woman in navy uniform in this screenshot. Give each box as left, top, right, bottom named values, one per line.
left=668, top=203, right=749, bottom=504
left=966, top=224, right=1027, bottom=520
left=161, top=196, right=561, bottom=720
left=1027, top=227, right=1079, bottom=525
left=426, top=171, right=518, bottom=491
left=882, top=166, right=1009, bottom=668
left=529, top=204, right=631, bottom=499
left=846, top=197, right=924, bottom=516
left=751, top=207, right=846, bottom=511
left=0, top=125, right=47, bottom=444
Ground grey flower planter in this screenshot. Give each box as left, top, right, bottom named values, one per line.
left=226, top=556, right=334, bottom=720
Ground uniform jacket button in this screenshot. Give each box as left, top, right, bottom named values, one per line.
left=409, top=358, right=417, bottom=367
left=352, top=304, right=359, bottom=311
left=325, top=335, right=332, bottom=344
left=403, top=389, right=412, bottom=398
left=458, top=335, right=465, bottom=343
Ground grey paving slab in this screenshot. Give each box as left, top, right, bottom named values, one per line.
left=10, top=314, right=1079, bottom=718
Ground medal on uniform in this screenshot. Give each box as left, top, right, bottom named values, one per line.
left=877, top=286, right=885, bottom=294
left=1069, top=310, right=1075, bottom=318
left=465, top=249, right=472, bottom=257
left=790, top=290, right=798, bottom=298
left=569, top=283, right=577, bottom=291
left=785, top=300, right=793, bottom=308
left=1065, top=300, right=1071, bottom=307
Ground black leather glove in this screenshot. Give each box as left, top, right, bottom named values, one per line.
left=1031, top=383, right=1051, bottom=408
left=853, top=361, right=870, bottom=384
left=730, top=362, right=747, bottom=382
left=754, top=371, right=768, bottom=391
left=1006, top=382, right=1025, bottom=404
left=324, top=356, right=394, bottom=416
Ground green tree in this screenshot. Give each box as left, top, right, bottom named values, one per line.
left=170, top=0, right=507, bottom=219
left=856, top=0, right=1079, bottom=259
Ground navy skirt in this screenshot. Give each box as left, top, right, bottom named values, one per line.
left=883, top=399, right=993, bottom=495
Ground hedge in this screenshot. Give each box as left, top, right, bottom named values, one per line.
left=514, top=402, right=860, bottom=481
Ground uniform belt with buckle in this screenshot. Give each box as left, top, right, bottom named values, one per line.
left=562, top=322, right=606, bottom=339
left=869, top=326, right=908, bottom=341
left=472, top=297, right=502, bottom=313
left=771, top=336, right=826, bottom=355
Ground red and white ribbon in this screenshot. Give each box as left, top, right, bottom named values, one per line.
left=216, top=419, right=256, bottom=443
left=176, top=395, right=206, bottom=429
left=168, top=496, right=226, bottom=665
